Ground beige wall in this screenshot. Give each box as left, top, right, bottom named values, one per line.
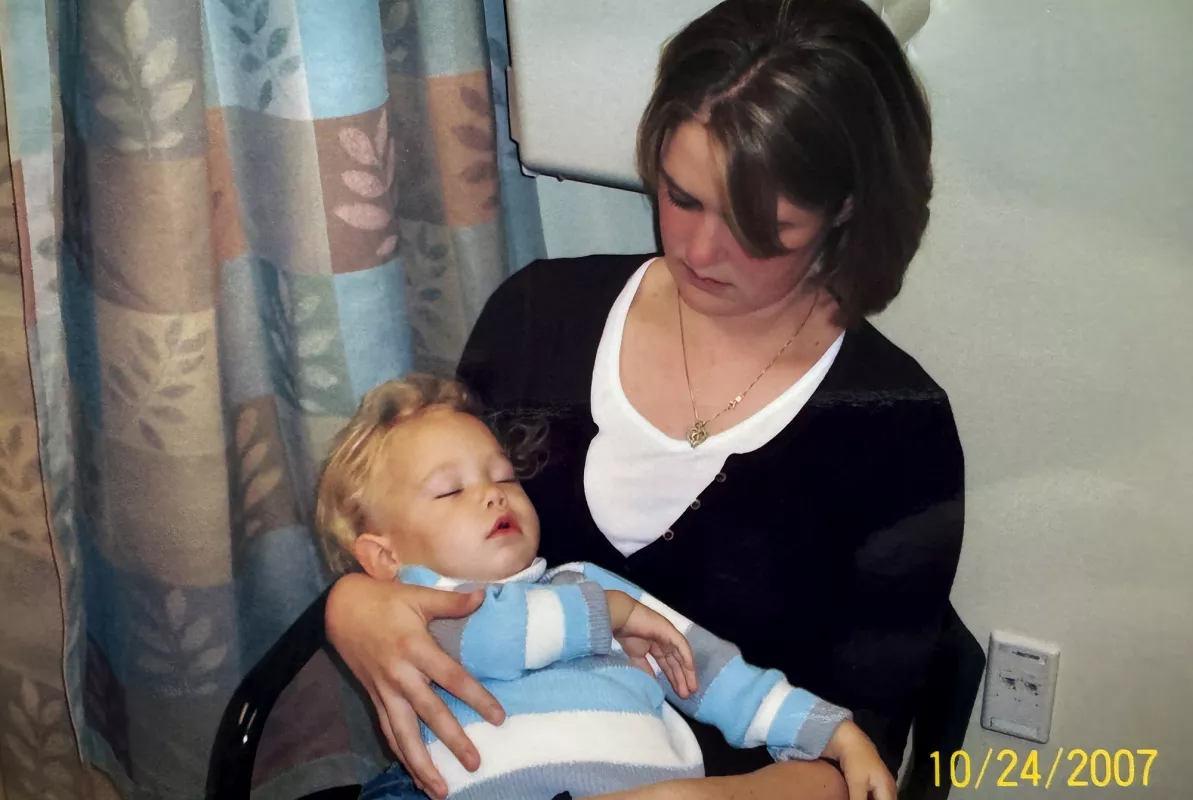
left=531, top=2, right=1193, bottom=795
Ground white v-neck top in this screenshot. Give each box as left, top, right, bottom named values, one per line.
left=583, top=259, right=844, bottom=557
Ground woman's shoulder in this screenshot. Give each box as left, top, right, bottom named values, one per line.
left=471, top=251, right=652, bottom=355
left=820, top=321, right=963, bottom=460
left=816, top=324, right=965, bottom=535
left=494, top=253, right=654, bottom=307
left=460, top=253, right=653, bottom=406
left=834, top=320, right=953, bottom=403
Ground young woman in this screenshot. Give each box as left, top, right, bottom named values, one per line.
left=327, top=1, right=964, bottom=797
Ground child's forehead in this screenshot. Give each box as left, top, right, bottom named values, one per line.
left=381, top=408, right=501, bottom=469
left=399, top=406, right=490, bottom=440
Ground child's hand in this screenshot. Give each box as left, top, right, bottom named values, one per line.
left=823, top=720, right=897, bottom=800
left=605, top=591, right=699, bottom=698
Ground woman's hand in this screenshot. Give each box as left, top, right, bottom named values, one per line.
left=823, top=721, right=897, bottom=800
left=324, top=573, right=505, bottom=798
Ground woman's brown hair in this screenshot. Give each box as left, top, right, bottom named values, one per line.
left=637, top=0, right=933, bottom=324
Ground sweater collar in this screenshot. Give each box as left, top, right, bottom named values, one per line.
left=398, top=557, right=547, bottom=588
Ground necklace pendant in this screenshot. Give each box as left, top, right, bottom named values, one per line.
left=687, top=420, right=709, bottom=448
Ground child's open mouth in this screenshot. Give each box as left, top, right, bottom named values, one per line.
left=487, top=513, right=521, bottom=537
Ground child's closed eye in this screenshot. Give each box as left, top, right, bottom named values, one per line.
left=492, top=460, right=518, bottom=484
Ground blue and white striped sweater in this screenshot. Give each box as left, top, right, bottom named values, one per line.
left=398, top=558, right=850, bottom=799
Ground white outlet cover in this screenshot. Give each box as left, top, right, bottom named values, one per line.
left=981, top=630, right=1061, bottom=743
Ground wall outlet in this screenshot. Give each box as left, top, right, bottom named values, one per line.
left=980, top=631, right=1061, bottom=743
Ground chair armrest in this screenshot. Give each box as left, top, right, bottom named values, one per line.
left=205, top=586, right=332, bottom=800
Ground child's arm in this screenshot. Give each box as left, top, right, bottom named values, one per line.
left=605, top=589, right=698, bottom=698
left=558, top=562, right=851, bottom=761
left=425, top=580, right=612, bottom=681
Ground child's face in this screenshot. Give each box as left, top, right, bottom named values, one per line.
left=370, top=407, right=540, bottom=581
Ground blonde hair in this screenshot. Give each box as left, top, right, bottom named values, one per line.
left=315, top=374, right=474, bottom=574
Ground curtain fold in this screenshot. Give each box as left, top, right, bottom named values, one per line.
left=0, top=0, right=544, bottom=795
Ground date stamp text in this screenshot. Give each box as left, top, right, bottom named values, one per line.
left=930, top=749, right=1159, bottom=789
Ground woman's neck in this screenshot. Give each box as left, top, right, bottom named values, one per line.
left=674, top=275, right=841, bottom=354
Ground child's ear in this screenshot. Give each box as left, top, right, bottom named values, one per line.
left=353, top=533, right=402, bottom=581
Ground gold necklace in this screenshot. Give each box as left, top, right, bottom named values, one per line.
left=677, top=290, right=817, bottom=448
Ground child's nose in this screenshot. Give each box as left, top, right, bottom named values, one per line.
left=484, top=484, right=507, bottom=508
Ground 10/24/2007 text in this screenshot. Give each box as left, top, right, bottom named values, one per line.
left=931, top=749, right=1158, bottom=789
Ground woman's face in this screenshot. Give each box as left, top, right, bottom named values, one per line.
left=656, top=121, right=831, bottom=318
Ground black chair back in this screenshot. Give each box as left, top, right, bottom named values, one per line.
left=205, top=590, right=361, bottom=799
left=899, top=604, right=987, bottom=800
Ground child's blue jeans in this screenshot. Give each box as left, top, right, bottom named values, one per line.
left=357, top=765, right=572, bottom=800
left=358, top=764, right=425, bottom=799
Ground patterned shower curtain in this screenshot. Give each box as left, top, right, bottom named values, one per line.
left=0, top=0, right=544, bottom=796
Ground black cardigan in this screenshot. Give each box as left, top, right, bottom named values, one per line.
left=457, top=253, right=965, bottom=776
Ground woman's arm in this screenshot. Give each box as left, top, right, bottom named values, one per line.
left=598, top=759, right=849, bottom=800
left=821, top=394, right=967, bottom=770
